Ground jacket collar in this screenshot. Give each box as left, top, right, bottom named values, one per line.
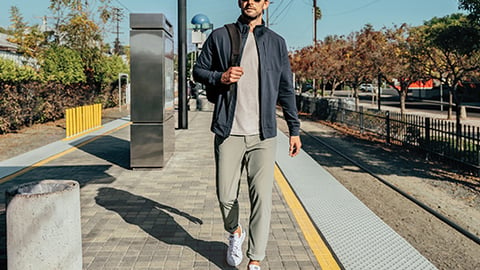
left=235, top=16, right=266, bottom=36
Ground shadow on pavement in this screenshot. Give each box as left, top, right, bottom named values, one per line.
left=95, top=187, right=233, bottom=269
left=71, top=135, right=131, bottom=170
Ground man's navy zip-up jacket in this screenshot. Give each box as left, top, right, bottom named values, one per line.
left=193, top=18, right=300, bottom=139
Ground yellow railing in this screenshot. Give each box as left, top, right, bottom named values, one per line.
left=65, top=104, right=102, bottom=138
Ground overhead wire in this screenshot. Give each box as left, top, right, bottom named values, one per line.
left=113, top=0, right=131, bottom=12
left=328, top=0, right=383, bottom=17
left=270, top=0, right=294, bottom=26
left=269, top=0, right=285, bottom=19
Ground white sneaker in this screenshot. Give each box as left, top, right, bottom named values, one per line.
left=248, top=264, right=261, bottom=270
left=226, top=224, right=246, bottom=266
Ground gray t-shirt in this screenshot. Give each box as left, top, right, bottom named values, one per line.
left=231, top=32, right=260, bottom=135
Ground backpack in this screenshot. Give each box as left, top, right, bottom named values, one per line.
left=206, top=23, right=241, bottom=104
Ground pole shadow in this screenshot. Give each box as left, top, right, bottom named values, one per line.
left=70, top=135, right=131, bottom=169
left=95, top=187, right=234, bottom=269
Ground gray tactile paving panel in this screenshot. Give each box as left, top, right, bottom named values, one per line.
left=275, top=131, right=438, bottom=270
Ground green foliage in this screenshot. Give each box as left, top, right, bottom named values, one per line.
left=459, top=0, right=480, bottom=24
left=39, top=46, right=86, bottom=84
left=8, top=6, right=47, bottom=58
left=92, top=54, right=129, bottom=87
left=0, top=26, right=10, bottom=34
left=48, top=0, right=119, bottom=69
left=0, top=1, right=128, bottom=134
left=423, top=14, right=480, bottom=55
left=0, top=58, right=38, bottom=82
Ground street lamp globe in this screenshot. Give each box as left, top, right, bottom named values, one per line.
left=191, top=14, right=213, bottom=32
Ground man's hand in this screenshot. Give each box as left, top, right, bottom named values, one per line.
left=221, top=66, right=244, bottom=84
left=289, top=135, right=301, bottom=157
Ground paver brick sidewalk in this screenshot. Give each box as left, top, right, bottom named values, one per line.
left=0, top=110, right=319, bottom=270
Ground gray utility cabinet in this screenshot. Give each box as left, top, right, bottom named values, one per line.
left=130, top=13, right=175, bottom=168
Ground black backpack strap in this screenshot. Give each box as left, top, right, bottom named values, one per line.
left=225, top=23, right=241, bottom=66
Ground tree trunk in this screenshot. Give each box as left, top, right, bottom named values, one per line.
left=332, top=80, right=341, bottom=97
left=354, top=88, right=359, bottom=111
left=400, top=90, right=407, bottom=116
left=331, top=78, right=337, bottom=96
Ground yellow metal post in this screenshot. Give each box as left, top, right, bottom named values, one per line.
left=65, top=104, right=103, bottom=139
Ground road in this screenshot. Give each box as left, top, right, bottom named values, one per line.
left=330, top=88, right=480, bottom=120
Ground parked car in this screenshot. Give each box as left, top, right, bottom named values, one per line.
left=360, top=83, right=374, bottom=92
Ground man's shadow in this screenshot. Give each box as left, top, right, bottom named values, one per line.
left=95, top=188, right=233, bottom=269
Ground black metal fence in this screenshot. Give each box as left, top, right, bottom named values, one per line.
left=297, top=96, right=480, bottom=175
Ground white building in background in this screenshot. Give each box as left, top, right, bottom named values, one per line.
left=0, top=33, right=38, bottom=68
left=0, top=33, right=21, bottom=63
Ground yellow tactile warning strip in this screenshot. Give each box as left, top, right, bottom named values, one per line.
left=0, top=122, right=131, bottom=185
left=274, top=164, right=341, bottom=270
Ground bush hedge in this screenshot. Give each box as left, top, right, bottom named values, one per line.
left=0, top=81, right=121, bottom=133
left=0, top=52, right=129, bottom=134
left=0, top=58, right=38, bottom=82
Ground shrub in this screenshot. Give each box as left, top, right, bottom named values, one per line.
left=0, top=49, right=128, bottom=134
left=39, top=46, right=86, bottom=84
left=0, top=57, right=38, bottom=82
left=92, top=54, right=129, bottom=88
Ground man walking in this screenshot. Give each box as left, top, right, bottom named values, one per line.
left=193, top=0, right=301, bottom=269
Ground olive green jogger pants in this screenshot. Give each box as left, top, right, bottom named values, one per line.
left=214, top=134, right=277, bottom=261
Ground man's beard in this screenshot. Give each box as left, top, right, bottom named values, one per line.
left=241, top=10, right=262, bottom=21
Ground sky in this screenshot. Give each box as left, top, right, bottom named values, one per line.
left=0, top=0, right=463, bottom=51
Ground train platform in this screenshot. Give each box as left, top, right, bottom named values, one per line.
left=0, top=110, right=438, bottom=269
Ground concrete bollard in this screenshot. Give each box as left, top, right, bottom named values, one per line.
left=6, top=180, right=82, bottom=270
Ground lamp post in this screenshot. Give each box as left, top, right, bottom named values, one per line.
left=190, top=14, right=213, bottom=55
left=190, top=14, right=213, bottom=111
left=178, top=0, right=188, bottom=129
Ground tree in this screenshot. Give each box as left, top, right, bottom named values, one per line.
left=48, top=0, right=119, bottom=70
left=290, top=46, right=316, bottom=91
left=344, top=25, right=382, bottom=109
left=459, top=0, right=480, bottom=24
left=8, top=6, right=46, bottom=58
left=380, top=24, right=425, bottom=115
left=317, top=36, right=348, bottom=97
left=416, top=14, right=480, bottom=127
left=9, top=6, right=27, bottom=41
left=0, top=26, right=10, bottom=34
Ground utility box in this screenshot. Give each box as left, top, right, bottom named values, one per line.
left=130, top=13, right=175, bottom=168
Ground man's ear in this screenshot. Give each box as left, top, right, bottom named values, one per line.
left=264, top=0, right=270, bottom=10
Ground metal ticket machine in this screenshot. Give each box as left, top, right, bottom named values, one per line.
left=130, top=13, right=175, bottom=168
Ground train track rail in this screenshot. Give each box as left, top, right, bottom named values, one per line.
left=300, top=127, right=480, bottom=246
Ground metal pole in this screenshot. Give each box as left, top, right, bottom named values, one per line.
left=440, top=77, right=444, bottom=112
left=178, top=0, right=188, bottom=129
left=118, top=74, right=122, bottom=112
left=313, top=0, right=317, bottom=44
left=377, top=73, right=381, bottom=111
